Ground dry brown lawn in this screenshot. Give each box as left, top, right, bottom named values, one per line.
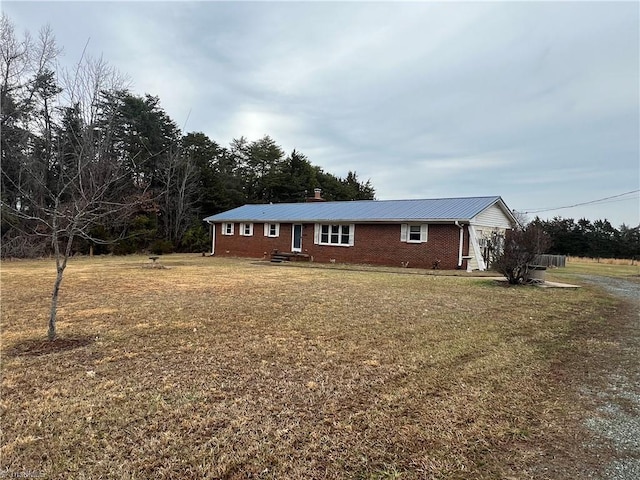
left=562, top=257, right=640, bottom=279
left=567, top=256, right=638, bottom=267
left=0, top=255, right=626, bottom=479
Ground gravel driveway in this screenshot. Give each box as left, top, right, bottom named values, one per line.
left=575, top=275, right=639, bottom=480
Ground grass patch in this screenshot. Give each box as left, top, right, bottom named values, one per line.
left=0, top=254, right=626, bottom=479
left=567, top=256, right=638, bottom=266
left=559, top=258, right=640, bottom=278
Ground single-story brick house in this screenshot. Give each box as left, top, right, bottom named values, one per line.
left=203, top=196, right=516, bottom=270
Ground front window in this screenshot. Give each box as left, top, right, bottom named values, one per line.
left=330, top=225, right=340, bottom=244
left=408, top=225, right=421, bottom=242
left=321, top=225, right=329, bottom=244
left=264, top=223, right=280, bottom=237
left=401, top=224, right=427, bottom=243
left=318, top=224, right=353, bottom=246
left=341, top=225, right=350, bottom=245
left=240, top=223, right=253, bottom=236
left=222, top=223, right=234, bottom=235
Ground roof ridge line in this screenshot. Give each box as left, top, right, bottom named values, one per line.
left=243, top=195, right=500, bottom=207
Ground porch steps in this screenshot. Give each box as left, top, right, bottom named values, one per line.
left=270, top=251, right=311, bottom=263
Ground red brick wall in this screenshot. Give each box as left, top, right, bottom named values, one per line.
left=213, top=222, right=470, bottom=269
left=214, top=223, right=295, bottom=259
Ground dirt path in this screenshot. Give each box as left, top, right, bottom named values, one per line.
left=574, top=275, right=639, bottom=480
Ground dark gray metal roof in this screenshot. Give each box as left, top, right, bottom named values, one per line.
left=204, top=196, right=513, bottom=223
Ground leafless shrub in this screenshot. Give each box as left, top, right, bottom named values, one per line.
left=493, top=223, right=551, bottom=284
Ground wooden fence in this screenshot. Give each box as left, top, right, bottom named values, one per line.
left=533, top=254, right=566, bottom=268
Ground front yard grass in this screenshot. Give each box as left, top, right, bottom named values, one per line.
left=554, top=257, right=640, bottom=279
left=0, top=254, right=627, bottom=479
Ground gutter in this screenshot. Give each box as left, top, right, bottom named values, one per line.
left=202, top=217, right=469, bottom=224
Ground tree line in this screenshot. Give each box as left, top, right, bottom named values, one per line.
left=0, top=14, right=375, bottom=259
left=531, top=216, right=639, bottom=260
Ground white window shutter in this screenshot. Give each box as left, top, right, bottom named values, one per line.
left=230, top=223, right=234, bottom=235
left=421, top=224, right=428, bottom=242
left=313, top=224, right=320, bottom=245
left=275, top=223, right=280, bottom=237
left=348, top=224, right=355, bottom=246
left=248, top=223, right=253, bottom=236
left=264, top=223, right=269, bottom=236
left=400, top=224, right=408, bottom=242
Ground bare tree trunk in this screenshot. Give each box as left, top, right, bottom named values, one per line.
left=172, top=157, right=197, bottom=244
left=47, top=206, right=74, bottom=341
left=48, top=266, right=64, bottom=340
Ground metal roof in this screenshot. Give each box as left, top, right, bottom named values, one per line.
left=203, top=196, right=513, bottom=223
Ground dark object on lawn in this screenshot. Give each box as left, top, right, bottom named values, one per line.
left=144, top=256, right=168, bottom=269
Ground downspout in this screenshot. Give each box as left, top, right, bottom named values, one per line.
left=208, top=221, right=215, bottom=256
left=455, top=221, right=464, bottom=267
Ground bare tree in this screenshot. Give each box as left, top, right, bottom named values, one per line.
left=1, top=12, right=32, bottom=108
left=1, top=25, right=140, bottom=339
left=511, top=210, right=530, bottom=229
left=160, top=146, right=199, bottom=247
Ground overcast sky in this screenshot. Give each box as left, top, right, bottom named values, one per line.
left=5, top=1, right=639, bottom=226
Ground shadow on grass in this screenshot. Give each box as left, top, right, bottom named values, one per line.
left=5, top=335, right=95, bottom=357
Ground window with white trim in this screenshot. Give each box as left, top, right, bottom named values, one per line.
left=240, top=222, right=253, bottom=236
left=263, top=223, right=280, bottom=237
left=400, top=224, right=428, bottom=243
left=314, top=224, right=355, bottom=246
left=408, top=225, right=421, bottom=242
left=222, top=223, right=234, bottom=235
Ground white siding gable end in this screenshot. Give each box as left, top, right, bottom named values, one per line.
left=471, top=203, right=514, bottom=229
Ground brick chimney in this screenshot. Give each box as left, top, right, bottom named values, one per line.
left=306, top=188, right=325, bottom=202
